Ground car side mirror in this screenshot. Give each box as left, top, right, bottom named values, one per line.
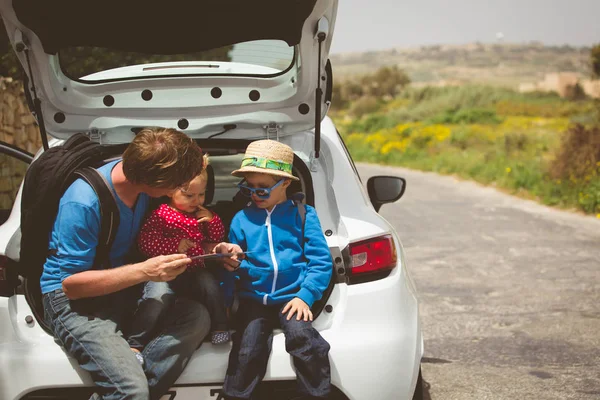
left=366, top=176, right=406, bottom=213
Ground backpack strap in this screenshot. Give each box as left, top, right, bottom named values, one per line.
left=63, top=132, right=95, bottom=150
left=75, top=167, right=120, bottom=269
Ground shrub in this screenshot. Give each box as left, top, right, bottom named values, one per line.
left=563, top=83, right=587, bottom=101
left=361, top=65, right=410, bottom=99
left=550, top=124, right=600, bottom=180
left=495, top=99, right=593, bottom=118
left=348, top=96, right=380, bottom=117
left=503, top=133, right=529, bottom=154
left=591, top=43, right=600, bottom=78
left=429, top=108, right=502, bottom=125
left=332, top=65, right=411, bottom=109
left=344, top=113, right=396, bottom=133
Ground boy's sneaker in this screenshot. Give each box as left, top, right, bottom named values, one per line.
left=211, top=330, right=231, bottom=345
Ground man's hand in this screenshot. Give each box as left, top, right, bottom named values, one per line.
left=282, top=297, right=313, bottom=321
left=196, top=206, right=214, bottom=224
left=213, top=242, right=244, bottom=272
left=177, top=238, right=196, bottom=254
left=142, top=254, right=191, bottom=282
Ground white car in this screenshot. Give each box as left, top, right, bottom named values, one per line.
left=0, top=0, right=423, bottom=399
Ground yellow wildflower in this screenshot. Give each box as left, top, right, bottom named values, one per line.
left=505, top=167, right=511, bottom=173
left=381, top=141, right=408, bottom=155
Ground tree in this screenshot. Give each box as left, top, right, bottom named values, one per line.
left=330, top=65, right=411, bottom=111
left=590, top=44, right=600, bottom=126
left=564, top=83, right=587, bottom=101
left=0, top=19, right=23, bottom=77
left=361, top=65, right=410, bottom=99
left=591, top=44, right=600, bottom=78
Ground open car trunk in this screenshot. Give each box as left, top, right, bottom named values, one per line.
left=0, top=0, right=338, bottom=142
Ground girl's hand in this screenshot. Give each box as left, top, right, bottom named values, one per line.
left=282, top=297, right=313, bottom=321
left=196, top=206, right=214, bottom=224
left=178, top=238, right=196, bottom=254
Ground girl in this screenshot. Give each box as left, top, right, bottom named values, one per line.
left=127, top=155, right=230, bottom=366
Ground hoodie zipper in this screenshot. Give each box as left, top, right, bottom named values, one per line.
left=264, top=205, right=278, bottom=305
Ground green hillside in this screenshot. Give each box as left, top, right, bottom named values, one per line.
left=331, top=43, right=591, bottom=88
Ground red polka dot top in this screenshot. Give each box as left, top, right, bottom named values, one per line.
left=137, top=203, right=225, bottom=268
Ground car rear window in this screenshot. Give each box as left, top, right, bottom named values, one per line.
left=59, top=40, right=295, bottom=82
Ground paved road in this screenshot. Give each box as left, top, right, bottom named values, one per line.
left=357, top=163, right=600, bottom=400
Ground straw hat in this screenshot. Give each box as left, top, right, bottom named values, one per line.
left=231, top=140, right=299, bottom=181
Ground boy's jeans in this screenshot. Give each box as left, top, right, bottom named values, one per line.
left=43, top=287, right=209, bottom=400
left=128, top=267, right=229, bottom=350
left=223, top=300, right=331, bottom=399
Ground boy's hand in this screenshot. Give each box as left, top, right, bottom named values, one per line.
left=213, top=242, right=244, bottom=271
left=282, top=297, right=313, bottom=321
left=178, top=238, right=196, bottom=254
left=196, top=206, right=214, bottom=224
left=142, top=254, right=191, bottom=282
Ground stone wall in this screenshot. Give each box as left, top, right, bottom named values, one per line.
left=0, top=77, right=43, bottom=210
left=0, top=77, right=43, bottom=152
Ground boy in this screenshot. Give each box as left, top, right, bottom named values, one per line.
left=222, top=140, right=333, bottom=400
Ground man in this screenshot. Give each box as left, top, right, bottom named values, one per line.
left=40, top=127, right=233, bottom=399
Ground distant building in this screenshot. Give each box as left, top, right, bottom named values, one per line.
left=518, top=82, right=538, bottom=93
left=581, top=80, right=600, bottom=98
left=539, top=73, right=579, bottom=97
left=519, top=72, right=599, bottom=98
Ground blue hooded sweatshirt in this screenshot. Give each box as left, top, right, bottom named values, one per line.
left=228, top=200, right=332, bottom=307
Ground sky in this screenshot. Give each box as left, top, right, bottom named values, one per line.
left=330, top=0, right=600, bottom=54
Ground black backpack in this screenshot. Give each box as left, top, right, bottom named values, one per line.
left=19, top=133, right=120, bottom=320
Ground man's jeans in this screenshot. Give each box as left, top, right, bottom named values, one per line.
left=222, top=300, right=331, bottom=399
left=127, top=267, right=229, bottom=350
left=43, top=287, right=209, bottom=400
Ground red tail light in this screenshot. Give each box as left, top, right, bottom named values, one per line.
left=349, top=235, right=397, bottom=275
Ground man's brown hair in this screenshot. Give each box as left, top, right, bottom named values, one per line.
left=122, top=127, right=203, bottom=188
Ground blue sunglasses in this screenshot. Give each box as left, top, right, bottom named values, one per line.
left=238, top=179, right=284, bottom=199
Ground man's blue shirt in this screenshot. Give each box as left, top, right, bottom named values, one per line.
left=40, top=160, right=150, bottom=294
